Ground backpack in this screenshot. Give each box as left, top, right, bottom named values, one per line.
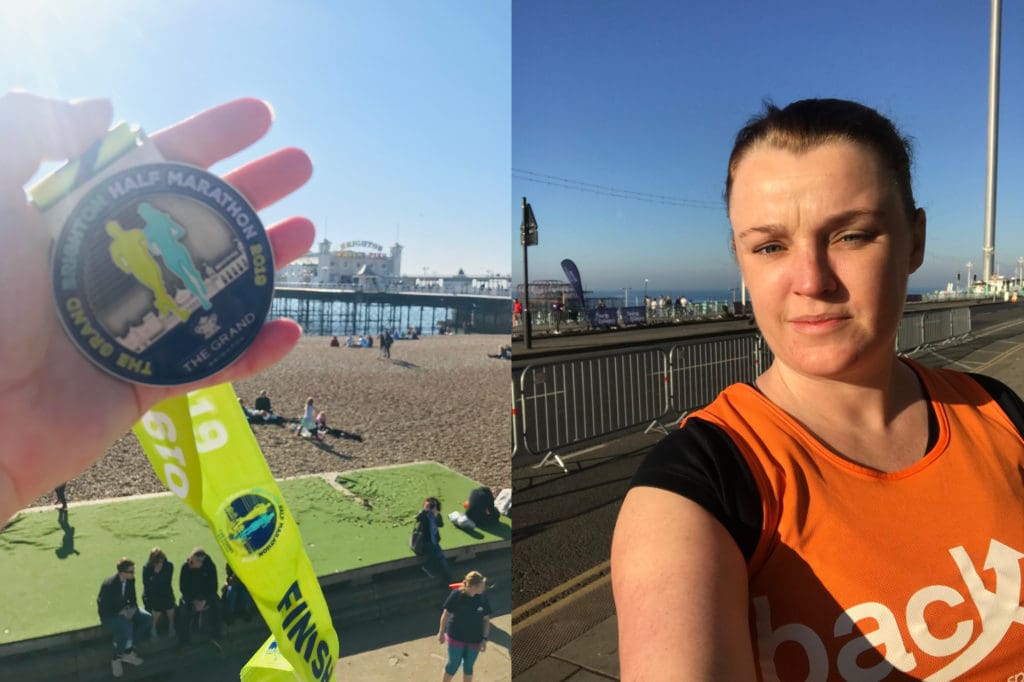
left=409, top=527, right=426, bottom=556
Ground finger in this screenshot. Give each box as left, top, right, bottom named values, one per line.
left=0, top=92, right=112, bottom=191
left=266, top=216, right=316, bottom=269
left=150, top=98, right=273, bottom=168
left=223, top=147, right=313, bottom=211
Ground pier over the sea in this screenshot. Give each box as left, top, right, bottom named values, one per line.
left=272, top=286, right=511, bottom=335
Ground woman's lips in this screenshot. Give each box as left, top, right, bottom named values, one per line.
left=789, top=314, right=850, bottom=332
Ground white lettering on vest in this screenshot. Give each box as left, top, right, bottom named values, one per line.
left=754, top=539, right=1024, bottom=681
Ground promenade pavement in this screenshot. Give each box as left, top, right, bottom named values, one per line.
left=512, top=310, right=1024, bottom=681
left=154, top=582, right=512, bottom=681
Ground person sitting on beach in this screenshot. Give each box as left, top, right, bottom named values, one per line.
left=247, top=390, right=284, bottom=424
left=296, top=397, right=320, bottom=439
left=142, top=548, right=176, bottom=639
left=97, top=557, right=151, bottom=677
left=312, top=412, right=363, bottom=442
left=253, top=390, right=273, bottom=416
left=464, top=487, right=502, bottom=528
left=487, top=345, right=512, bottom=360
left=329, top=335, right=340, bottom=347
left=345, top=335, right=355, bottom=347
left=176, top=548, right=221, bottom=644
left=238, top=398, right=260, bottom=423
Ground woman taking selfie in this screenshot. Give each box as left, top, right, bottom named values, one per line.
left=612, top=99, right=1024, bottom=680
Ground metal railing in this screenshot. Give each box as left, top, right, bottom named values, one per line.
left=517, top=348, right=668, bottom=459
left=895, top=307, right=972, bottom=352
left=670, top=335, right=772, bottom=414
left=513, top=306, right=972, bottom=468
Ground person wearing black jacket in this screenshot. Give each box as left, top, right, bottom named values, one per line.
left=465, top=487, right=501, bottom=528
left=176, top=548, right=221, bottom=643
left=415, top=497, right=451, bottom=584
left=97, top=557, right=151, bottom=677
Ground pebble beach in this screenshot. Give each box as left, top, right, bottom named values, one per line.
left=30, top=333, right=511, bottom=508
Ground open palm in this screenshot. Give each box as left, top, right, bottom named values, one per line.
left=0, top=92, right=315, bottom=521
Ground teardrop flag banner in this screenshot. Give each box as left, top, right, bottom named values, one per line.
left=560, top=258, right=586, bottom=309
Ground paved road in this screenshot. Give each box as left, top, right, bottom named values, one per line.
left=151, top=559, right=513, bottom=681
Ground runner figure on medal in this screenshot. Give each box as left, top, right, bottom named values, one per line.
left=106, top=220, right=188, bottom=321
left=138, top=201, right=213, bottom=310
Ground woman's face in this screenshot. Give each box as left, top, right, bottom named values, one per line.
left=729, top=141, right=925, bottom=381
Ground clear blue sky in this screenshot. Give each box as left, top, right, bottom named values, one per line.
left=513, top=0, right=1024, bottom=296
left=1, top=0, right=511, bottom=278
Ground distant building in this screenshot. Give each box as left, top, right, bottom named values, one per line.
left=277, top=238, right=511, bottom=296
left=278, top=239, right=403, bottom=286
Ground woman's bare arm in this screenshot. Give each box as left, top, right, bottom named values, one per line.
left=611, top=486, right=757, bottom=681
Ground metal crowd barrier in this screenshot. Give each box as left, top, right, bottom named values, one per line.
left=513, top=306, right=973, bottom=470
left=895, top=307, right=972, bottom=352
left=669, top=335, right=772, bottom=415
left=516, top=348, right=669, bottom=468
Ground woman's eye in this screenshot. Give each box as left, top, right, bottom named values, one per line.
left=754, top=244, right=782, bottom=255
left=838, top=232, right=873, bottom=244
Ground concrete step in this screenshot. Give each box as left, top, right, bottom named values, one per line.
left=0, top=544, right=510, bottom=681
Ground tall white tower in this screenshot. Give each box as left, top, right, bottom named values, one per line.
left=389, top=243, right=403, bottom=277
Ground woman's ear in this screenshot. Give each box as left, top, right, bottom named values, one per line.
left=909, top=208, right=926, bottom=273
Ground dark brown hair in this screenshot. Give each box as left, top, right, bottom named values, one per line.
left=726, top=99, right=917, bottom=222
left=116, top=557, right=135, bottom=573
left=147, top=547, right=166, bottom=566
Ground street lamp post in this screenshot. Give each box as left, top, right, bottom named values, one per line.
left=644, top=278, right=649, bottom=301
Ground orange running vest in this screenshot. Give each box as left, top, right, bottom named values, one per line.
left=688, top=360, right=1024, bottom=681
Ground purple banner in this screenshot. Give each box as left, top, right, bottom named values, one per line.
left=588, top=308, right=618, bottom=328
left=621, top=306, right=647, bottom=325
left=560, top=258, right=586, bottom=309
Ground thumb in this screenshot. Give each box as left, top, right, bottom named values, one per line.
left=0, top=91, right=112, bottom=192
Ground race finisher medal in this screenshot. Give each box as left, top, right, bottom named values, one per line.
left=32, top=123, right=274, bottom=386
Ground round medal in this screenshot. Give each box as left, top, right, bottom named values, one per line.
left=50, top=162, right=274, bottom=385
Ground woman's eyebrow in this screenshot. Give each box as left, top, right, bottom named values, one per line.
left=735, top=209, right=886, bottom=241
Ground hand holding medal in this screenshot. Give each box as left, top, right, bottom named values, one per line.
left=0, top=91, right=315, bottom=522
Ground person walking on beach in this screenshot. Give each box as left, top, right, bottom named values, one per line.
left=54, top=483, right=68, bottom=510
left=438, top=571, right=491, bottom=682
left=97, top=557, right=151, bottom=678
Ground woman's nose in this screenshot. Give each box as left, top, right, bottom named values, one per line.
left=792, top=246, right=838, bottom=296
